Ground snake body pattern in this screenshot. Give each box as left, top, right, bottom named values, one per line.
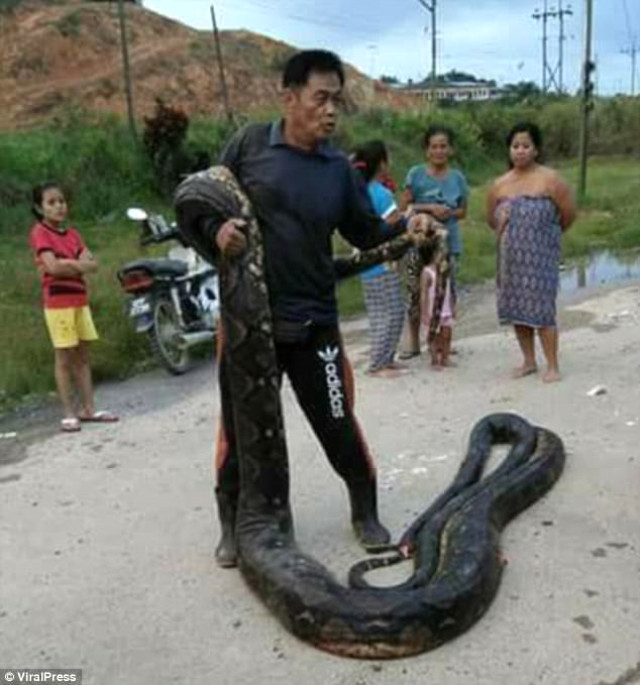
left=174, top=166, right=566, bottom=659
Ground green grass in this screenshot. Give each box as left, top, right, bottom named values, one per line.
left=562, top=159, right=640, bottom=254
left=0, top=117, right=166, bottom=410
left=1, top=105, right=639, bottom=411
left=458, top=156, right=640, bottom=284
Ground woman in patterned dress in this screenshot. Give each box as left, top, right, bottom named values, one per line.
left=486, top=123, right=576, bottom=383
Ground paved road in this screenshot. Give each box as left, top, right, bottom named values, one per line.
left=1, top=285, right=639, bottom=685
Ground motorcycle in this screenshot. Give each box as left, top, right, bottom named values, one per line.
left=117, top=207, right=219, bottom=374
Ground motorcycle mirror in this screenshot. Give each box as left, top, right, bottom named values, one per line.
left=126, top=207, right=148, bottom=221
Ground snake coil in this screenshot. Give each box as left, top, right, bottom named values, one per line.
left=175, top=166, right=565, bottom=659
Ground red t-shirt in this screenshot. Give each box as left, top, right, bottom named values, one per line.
left=29, top=222, right=89, bottom=308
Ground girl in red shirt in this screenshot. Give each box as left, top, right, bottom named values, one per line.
left=29, top=182, right=118, bottom=432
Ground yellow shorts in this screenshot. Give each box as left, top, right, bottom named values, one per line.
left=44, top=306, right=99, bottom=349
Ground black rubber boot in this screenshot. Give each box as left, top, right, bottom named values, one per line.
left=348, top=479, right=391, bottom=552
left=214, top=488, right=238, bottom=568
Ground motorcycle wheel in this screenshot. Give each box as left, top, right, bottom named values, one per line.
left=149, top=296, right=190, bottom=375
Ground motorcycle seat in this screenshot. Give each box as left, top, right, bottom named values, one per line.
left=119, top=259, right=188, bottom=278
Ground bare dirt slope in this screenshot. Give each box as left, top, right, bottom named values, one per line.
left=0, top=0, right=404, bottom=130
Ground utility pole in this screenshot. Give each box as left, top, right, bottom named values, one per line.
left=117, top=0, right=137, bottom=142
left=210, top=4, right=234, bottom=125
left=621, top=42, right=638, bottom=96
left=556, top=1, right=573, bottom=92
left=533, top=1, right=572, bottom=94
left=532, top=1, right=551, bottom=92
left=578, top=0, right=595, bottom=199
left=416, top=0, right=437, bottom=106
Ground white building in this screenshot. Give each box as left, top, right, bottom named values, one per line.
left=403, top=80, right=503, bottom=102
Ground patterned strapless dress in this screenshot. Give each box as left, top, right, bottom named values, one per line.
left=495, top=195, right=562, bottom=328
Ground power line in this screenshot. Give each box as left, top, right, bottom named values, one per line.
left=148, top=0, right=594, bottom=93
left=266, top=0, right=398, bottom=30
left=621, top=0, right=634, bottom=44
left=180, top=0, right=398, bottom=34
left=216, top=0, right=388, bottom=36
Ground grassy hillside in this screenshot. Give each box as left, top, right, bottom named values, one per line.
left=1, top=100, right=639, bottom=409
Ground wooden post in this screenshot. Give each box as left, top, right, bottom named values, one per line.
left=117, top=0, right=137, bottom=142
left=210, top=4, right=234, bottom=125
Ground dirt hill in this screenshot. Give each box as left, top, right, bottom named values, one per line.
left=0, top=0, right=409, bottom=131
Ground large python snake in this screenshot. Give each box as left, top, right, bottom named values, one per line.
left=174, top=166, right=565, bottom=659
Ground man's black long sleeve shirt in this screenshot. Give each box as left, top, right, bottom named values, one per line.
left=217, top=121, right=403, bottom=325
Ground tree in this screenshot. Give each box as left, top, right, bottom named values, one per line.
left=418, top=69, right=491, bottom=87
left=501, top=81, right=542, bottom=102
left=441, top=69, right=479, bottom=83
left=143, top=99, right=190, bottom=191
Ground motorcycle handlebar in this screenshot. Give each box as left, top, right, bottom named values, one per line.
left=139, top=228, right=182, bottom=246
left=135, top=214, right=186, bottom=247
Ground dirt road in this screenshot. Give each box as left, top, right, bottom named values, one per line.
left=1, top=282, right=639, bottom=685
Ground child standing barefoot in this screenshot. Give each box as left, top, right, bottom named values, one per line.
left=419, top=241, right=455, bottom=370
left=28, top=182, right=118, bottom=432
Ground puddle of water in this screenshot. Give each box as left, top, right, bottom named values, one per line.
left=560, top=250, right=640, bottom=294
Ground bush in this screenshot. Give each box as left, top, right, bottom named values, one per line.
left=538, top=100, right=581, bottom=158
left=56, top=10, right=82, bottom=37
left=591, top=97, right=640, bottom=156
left=142, top=99, right=191, bottom=192
left=336, top=108, right=495, bottom=185
left=0, top=112, right=155, bottom=240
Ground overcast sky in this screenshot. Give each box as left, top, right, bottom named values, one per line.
left=144, top=0, right=638, bottom=95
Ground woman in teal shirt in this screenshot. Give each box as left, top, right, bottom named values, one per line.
left=400, top=125, right=469, bottom=358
